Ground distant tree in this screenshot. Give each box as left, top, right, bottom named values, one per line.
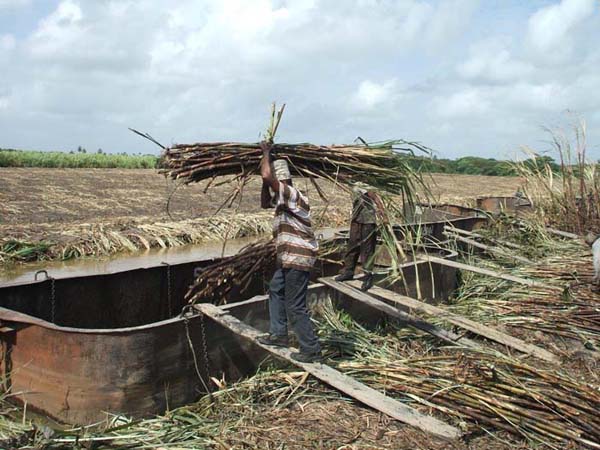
left=521, top=155, right=559, bottom=172
left=97, top=148, right=103, bottom=154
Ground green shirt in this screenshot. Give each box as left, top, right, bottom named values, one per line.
left=351, top=191, right=377, bottom=224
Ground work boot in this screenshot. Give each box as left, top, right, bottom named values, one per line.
left=291, top=351, right=323, bottom=363
left=334, top=271, right=354, bottom=282
left=257, top=334, right=289, bottom=347
left=361, top=273, right=374, bottom=292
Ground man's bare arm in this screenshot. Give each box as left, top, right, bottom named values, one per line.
left=261, top=180, right=274, bottom=209
left=260, top=142, right=280, bottom=192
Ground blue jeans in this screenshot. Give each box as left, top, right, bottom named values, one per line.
left=268, top=268, right=321, bottom=354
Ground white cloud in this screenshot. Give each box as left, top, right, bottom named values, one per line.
left=505, top=82, right=568, bottom=112
left=351, top=79, right=398, bottom=110
left=424, top=0, right=479, bottom=50
left=527, top=0, right=595, bottom=61
left=435, top=88, right=490, bottom=118
left=0, top=0, right=599, bottom=160
left=458, top=39, right=534, bottom=83
left=28, top=0, right=84, bottom=59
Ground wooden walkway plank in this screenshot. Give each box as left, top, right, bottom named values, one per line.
left=195, top=303, right=462, bottom=441
left=318, top=277, right=478, bottom=349
left=443, top=225, right=521, bottom=249
left=443, top=231, right=534, bottom=265
left=545, top=227, right=580, bottom=240
left=349, top=281, right=559, bottom=364
left=417, top=255, right=547, bottom=288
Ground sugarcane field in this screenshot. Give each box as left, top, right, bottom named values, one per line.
left=1, top=2, right=600, bottom=450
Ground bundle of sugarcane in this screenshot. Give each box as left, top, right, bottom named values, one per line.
left=161, top=140, right=425, bottom=192
left=185, top=238, right=345, bottom=305
left=474, top=283, right=600, bottom=348
left=144, top=104, right=430, bottom=204
left=449, top=250, right=600, bottom=351
left=319, top=306, right=600, bottom=448
left=185, top=240, right=276, bottom=305
left=342, top=352, right=600, bottom=448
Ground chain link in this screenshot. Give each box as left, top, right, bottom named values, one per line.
left=183, top=313, right=213, bottom=399
left=200, top=312, right=211, bottom=378
left=50, top=278, right=56, bottom=324
left=0, top=339, right=12, bottom=391
left=166, top=264, right=172, bottom=317
left=161, top=262, right=173, bottom=318
left=34, top=270, right=55, bottom=324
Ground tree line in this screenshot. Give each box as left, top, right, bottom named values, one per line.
left=402, top=155, right=561, bottom=176
left=1, top=147, right=565, bottom=176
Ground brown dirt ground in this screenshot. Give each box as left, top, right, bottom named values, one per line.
left=214, top=398, right=536, bottom=450
left=0, top=168, right=522, bottom=228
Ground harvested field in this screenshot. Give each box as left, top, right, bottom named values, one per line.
left=0, top=168, right=339, bottom=225
left=0, top=168, right=521, bottom=264
left=429, top=173, right=523, bottom=205
left=0, top=168, right=521, bottom=227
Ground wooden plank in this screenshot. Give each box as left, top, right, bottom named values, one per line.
left=443, top=232, right=534, bottom=265
left=195, top=302, right=462, bottom=441
left=350, top=281, right=559, bottom=364
left=220, top=283, right=329, bottom=310
left=443, top=225, right=521, bottom=249
left=220, top=293, right=268, bottom=310
left=319, top=277, right=478, bottom=348
left=546, top=227, right=580, bottom=240
left=418, top=255, right=545, bottom=288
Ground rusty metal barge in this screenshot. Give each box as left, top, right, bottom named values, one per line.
left=0, top=205, right=487, bottom=425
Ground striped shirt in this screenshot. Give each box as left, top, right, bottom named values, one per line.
left=273, top=182, right=318, bottom=271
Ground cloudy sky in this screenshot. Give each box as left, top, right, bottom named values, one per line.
left=0, top=0, right=598, bottom=159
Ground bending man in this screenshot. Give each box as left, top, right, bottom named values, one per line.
left=257, top=142, right=322, bottom=363
left=335, top=182, right=386, bottom=291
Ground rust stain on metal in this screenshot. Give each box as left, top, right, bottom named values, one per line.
left=476, top=196, right=533, bottom=215
left=0, top=206, right=476, bottom=425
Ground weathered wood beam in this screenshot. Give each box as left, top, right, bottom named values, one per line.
left=443, top=225, right=521, bottom=249
left=351, top=281, right=559, bottom=364
left=319, top=277, right=478, bottom=348
left=545, top=227, right=580, bottom=240
left=195, top=302, right=462, bottom=441
left=417, top=255, right=546, bottom=288
left=443, top=231, right=534, bottom=265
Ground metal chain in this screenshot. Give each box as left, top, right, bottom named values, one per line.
left=34, top=270, right=56, bottom=324
left=166, top=264, right=172, bottom=317
left=50, top=278, right=56, bottom=324
left=200, top=312, right=211, bottom=379
left=0, top=339, right=11, bottom=391
left=161, top=262, right=172, bottom=318
left=183, top=313, right=213, bottom=399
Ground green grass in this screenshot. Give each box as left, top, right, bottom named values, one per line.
left=0, top=149, right=158, bottom=169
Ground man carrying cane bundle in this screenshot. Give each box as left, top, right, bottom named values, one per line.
left=335, top=182, right=387, bottom=291
left=256, top=141, right=322, bottom=363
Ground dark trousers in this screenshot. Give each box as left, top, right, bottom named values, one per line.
left=268, top=268, right=321, bottom=354
left=343, top=222, right=377, bottom=274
